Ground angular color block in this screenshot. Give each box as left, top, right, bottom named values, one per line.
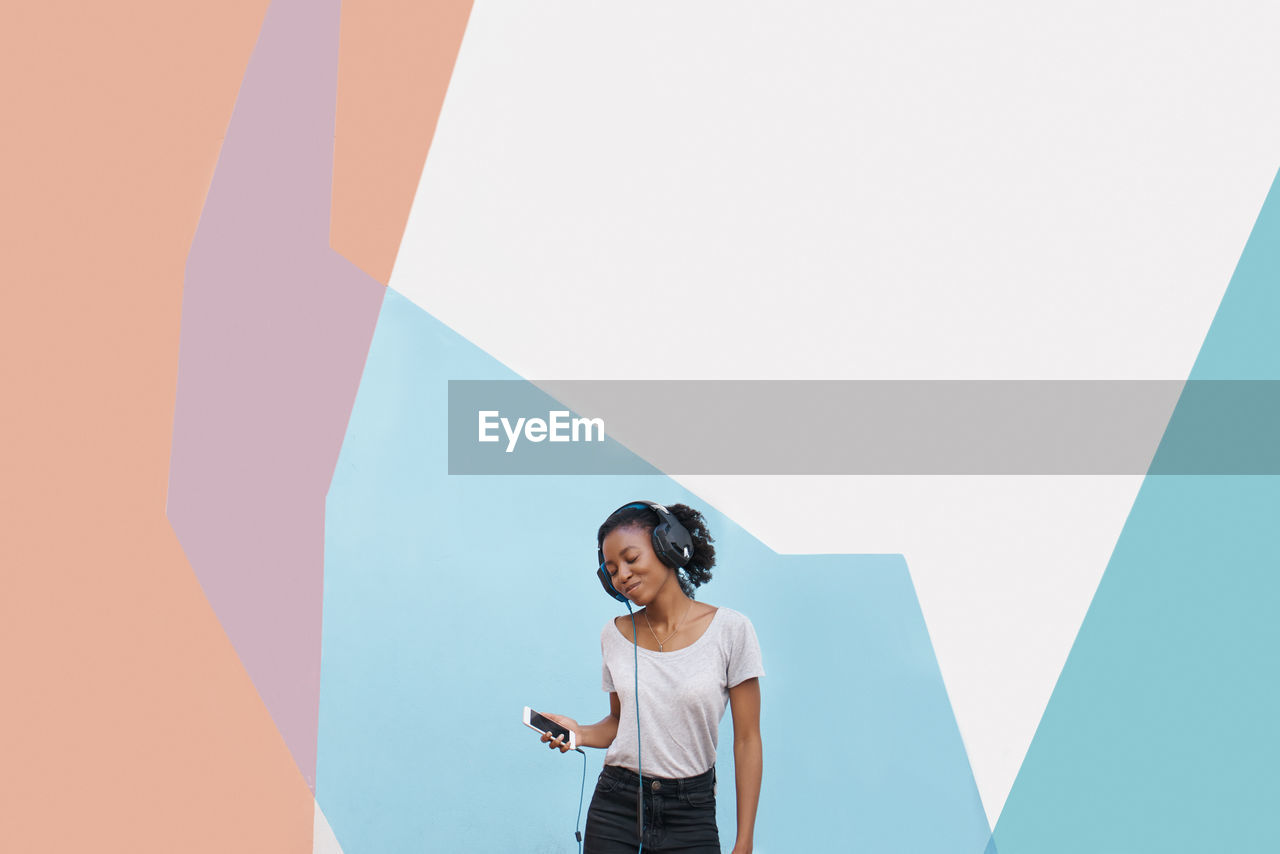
left=313, top=800, right=345, bottom=854
left=169, top=0, right=385, bottom=791
left=992, top=171, right=1280, bottom=852
left=2, top=1, right=322, bottom=852
left=330, top=0, right=475, bottom=282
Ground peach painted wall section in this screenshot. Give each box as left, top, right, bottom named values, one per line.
left=0, top=3, right=318, bottom=852
left=331, top=0, right=475, bottom=283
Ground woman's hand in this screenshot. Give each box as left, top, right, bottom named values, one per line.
left=538, top=696, right=621, bottom=752
left=538, top=712, right=581, bottom=753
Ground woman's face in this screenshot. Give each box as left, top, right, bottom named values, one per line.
left=600, top=524, right=673, bottom=604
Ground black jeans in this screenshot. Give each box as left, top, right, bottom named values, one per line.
left=583, top=764, right=720, bottom=853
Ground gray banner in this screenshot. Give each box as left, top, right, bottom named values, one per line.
left=447, top=380, right=1280, bottom=475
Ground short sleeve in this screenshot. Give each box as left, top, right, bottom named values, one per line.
left=725, top=612, right=765, bottom=688
left=601, top=624, right=615, bottom=693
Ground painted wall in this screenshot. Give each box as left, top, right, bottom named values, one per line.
left=4, top=2, right=1278, bottom=852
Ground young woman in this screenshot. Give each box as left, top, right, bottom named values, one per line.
left=542, top=501, right=764, bottom=854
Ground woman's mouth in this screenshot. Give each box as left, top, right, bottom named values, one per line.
left=625, top=581, right=642, bottom=596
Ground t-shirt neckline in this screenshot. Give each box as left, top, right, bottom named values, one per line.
left=613, top=606, right=723, bottom=657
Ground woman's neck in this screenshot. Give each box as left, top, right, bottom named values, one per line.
left=644, top=583, right=691, bottom=627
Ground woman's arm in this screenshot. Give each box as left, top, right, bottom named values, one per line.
left=576, top=691, right=622, bottom=749
left=728, top=677, right=762, bottom=854
left=542, top=693, right=622, bottom=752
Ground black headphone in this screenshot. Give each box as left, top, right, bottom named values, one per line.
left=596, top=501, right=694, bottom=602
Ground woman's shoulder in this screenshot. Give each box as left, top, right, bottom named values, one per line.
left=710, top=605, right=754, bottom=629
left=602, top=615, right=634, bottom=645
left=708, top=606, right=762, bottom=650
left=711, top=606, right=765, bottom=681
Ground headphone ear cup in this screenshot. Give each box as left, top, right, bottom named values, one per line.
left=652, top=524, right=694, bottom=570
left=598, top=564, right=628, bottom=602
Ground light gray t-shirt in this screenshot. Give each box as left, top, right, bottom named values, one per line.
left=602, top=606, right=764, bottom=778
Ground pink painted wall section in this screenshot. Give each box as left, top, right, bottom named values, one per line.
left=168, top=0, right=386, bottom=792
left=330, top=0, right=475, bottom=283
left=0, top=2, right=320, bottom=852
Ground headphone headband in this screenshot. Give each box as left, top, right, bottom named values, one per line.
left=595, top=501, right=695, bottom=602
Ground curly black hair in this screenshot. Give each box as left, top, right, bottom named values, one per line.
left=597, top=502, right=717, bottom=598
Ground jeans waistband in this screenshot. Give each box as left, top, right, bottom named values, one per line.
left=601, top=763, right=716, bottom=795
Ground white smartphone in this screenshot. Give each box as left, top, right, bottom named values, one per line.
left=523, top=706, right=577, bottom=750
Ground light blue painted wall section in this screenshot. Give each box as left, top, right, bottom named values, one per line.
left=992, top=171, right=1280, bottom=854
left=318, top=289, right=991, bottom=853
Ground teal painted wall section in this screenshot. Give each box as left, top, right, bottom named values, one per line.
left=992, top=171, right=1280, bottom=853
left=317, top=289, right=990, bottom=852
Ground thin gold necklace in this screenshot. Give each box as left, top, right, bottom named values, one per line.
left=645, top=599, right=695, bottom=652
